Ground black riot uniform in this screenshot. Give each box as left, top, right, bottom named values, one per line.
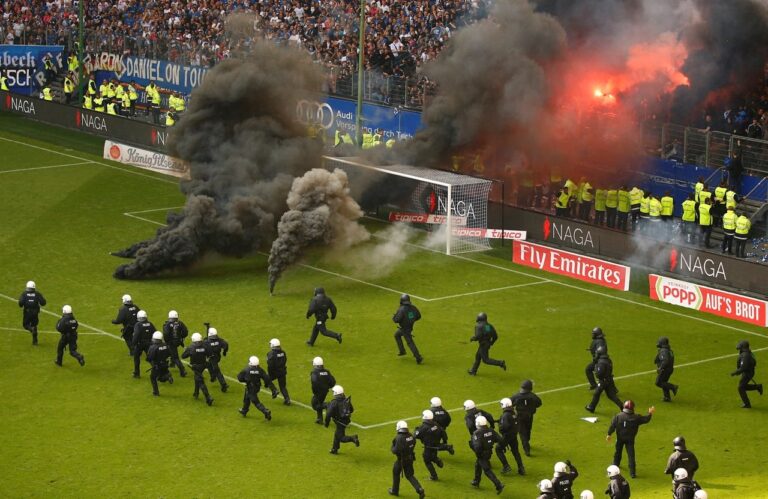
left=237, top=360, right=277, bottom=420
left=181, top=338, right=214, bottom=405
left=310, top=363, right=336, bottom=423
left=393, top=294, right=423, bottom=364
left=390, top=426, right=425, bottom=498
left=430, top=403, right=452, bottom=441
left=654, top=337, right=678, bottom=402
left=664, top=437, right=699, bottom=479
left=496, top=405, right=525, bottom=475
left=306, top=287, right=342, bottom=345
left=607, top=402, right=653, bottom=478
left=731, top=340, right=763, bottom=408
left=468, top=313, right=506, bottom=375
left=511, top=379, right=542, bottom=456
left=204, top=329, right=229, bottom=392
left=18, top=284, right=46, bottom=345
left=112, top=299, right=140, bottom=353
left=267, top=344, right=290, bottom=405
left=673, top=476, right=697, bottom=499
left=606, top=473, right=631, bottom=499
left=325, top=392, right=360, bottom=454
left=414, top=418, right=454, bottom=481
left=132, top=317, right=156, bottom=378
left=55, top=310, right=85, bottom=367
left=553, top=461, right=579, bottom=499
left=464, top=407, right=496, bottom=436
left=585, top=348, right=623, bottom=413
left=147, top=336, right=172, bottom=396
left=471, top=423, right=505, bottom=493
left=586, top=327, right=607, bottom=389
left=162, top=317, right=188, bottom=377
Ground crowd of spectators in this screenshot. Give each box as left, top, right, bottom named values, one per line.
left=1, top=0, right=490, bottom=108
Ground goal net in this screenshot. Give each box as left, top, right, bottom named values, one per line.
left=323, top=156, right=493, bottom=255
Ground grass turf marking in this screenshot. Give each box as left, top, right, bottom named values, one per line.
left=0, top=161, right=94, bottom=174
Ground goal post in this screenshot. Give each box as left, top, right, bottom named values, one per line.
left=323, top=156, right=494, bottom=255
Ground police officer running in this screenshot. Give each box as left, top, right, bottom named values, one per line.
left=655, top=337, right=679, bottom=402
left=18, top=280, right=46, bottom=345
left=731, top=340, right=763, bottom=408
left=55, top=305, right=85, bottom=367
left=606, top=400, right=655, bottom=478
left=306, top=287, right=342, bottom=345
left=428, top=396, right=452, bottom=441
left=393, top=294, right=423, bottom=364
left=389, top=421, right=426, bottom=498
left=537, top=479, right=556, bottom=499
left=496, top=398, right=526, bottom=475
left=665, top=436, right=699, bottom=480
left=112, top=294, right=139, bottom=354
left=182, top=332, right=214, bottom=406
left=132, top=310, right=156, bottom=378
left=605, top=465, right=631, bottom=499
left=204, top=326, right=229, bottom=392
left=237, top=355, right=277, bottom=420
left=471, top=415, right=505, bottom=494
left=672, top=468, right=698, bottom=499
left=463, top=400, right=496, bottom=437
left=511, top=379, right=542, bottom=456
left=586, top=327, right=607, bottom=390
left=162, top=310, right=188, bottom=377
left=553, top=460, right=579, bottom=499
left=414, top=410, right=454, bottom=481
left=325, top=385, right=360, bottom=454
left=585, top=347, right=623, bottom=413
left=468, top=312, right=507, bottom=375
left=267, top=338, right=290, bottom=405
left=147, top=331, right=173, bottom=396
left=310, top=356, right=336, bottom=423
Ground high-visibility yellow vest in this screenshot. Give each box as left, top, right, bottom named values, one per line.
left=83, top=95, right=92, bottom=110
left=714, top=186, right=727, bottom=202
left=106, top=102, right=117, bottom=115
left=699, top=190, right=712, bottom=205
left=699, top=204, right=712, bottom=226
left=166, top=113, right=175, bottom=127
left=361, top=132, right=374, bottom=149
left=595, top=189, right=607, bottom=211
left=107, top=83, right=116, bottom=98
left=618, top=190, right=630, bottom=212
left=640, top=196, right=650, bottom=215
left=605, top=189, right=618, bottom=208
left=661, top=196, right=674, bottom=216
left=630, top=187, right=643, bottom=206
left=115, top=85, right=125, bottom=100
left=726, top=190, right=738, bottom=209
left=122, top=92, right=131, bottom=109
left=99, top=83, right=108, bottom=96
left=1, top=75, right=8, bottom=91
left=64, top=77, right=74, bottom=94
left=649, top=198, right=662, bottom=218
left=68, top=55, right=78, bottom=72
left=87, top=80, right=96, bottom=95
left=694, top=182, right=704, bottom=203
left=565, top=179, right=578, bottom=198
left=128, top=86, right=138, bottom=101
left=580, top=182, right=593, bottom=202
left=736, top=215, right=751, bottom=235
left=556, top=191, right=570, bottom=209
left=42, top=88, right=53, bottom=101
left=94, top=96, right=105, bottom=112
left=175, top=96, right=185, bottom=111
left=723, top=211, right=737, bottom=231
left=681, top=200, right=696, bottom=222
left=386, top=139, right=396, bottom=148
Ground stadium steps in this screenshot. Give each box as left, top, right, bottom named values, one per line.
left=710, top=198, right=767, bottom=243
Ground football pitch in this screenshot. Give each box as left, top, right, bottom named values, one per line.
left=1, top=113, right=767, bottom=498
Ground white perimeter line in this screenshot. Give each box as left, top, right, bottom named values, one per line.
left=123, top=206, right=185, bottom=227
left=0, top=325, right=103, bottom=336
left=359, top=346, right=768, bottom=429
left=0, top=161, right=93, bottom=174
left=0, top=136, right=178, bottom=185
left=423, top=280, right=549, bottom=302
left=123, top=213, right=166, bottom=226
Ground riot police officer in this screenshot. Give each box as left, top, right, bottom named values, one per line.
left=553, top=461, right=579, bottom=499
left=310, top=356, right=336, bottom=424
left=18, top=280, right=46, bottom=345
left=204, top=326, right=229, bottom=392
left=389, top=421, right=426, bottom=498
left=237, top=355, right=277, bottom=420
left=496, top=398, right=525, bottom=475
left=55, top=305, right=85, bottom=367
left=392, top=294, right=423, bottom=364
left=463, top=400, right=495, bottom=436
left=132, top=310, right=156, bottom=378
left=267, top=338, right=290, bottom=405
left=655, top=336, right=678, bottom=402
left=306, top=287, right=342, bottom=345
left=181, top=332, right=214, bottom=406
left=672, top=468, right=697, bottom=499
left=147, top=331, right=172, bottom=396
left=537, top=479, right=556, bottom=499
left=605, top=465, right=631, bottom=499
left=586, top=327, right=607, bottom=389
left=429, top=396, right=452, bottom=440
left=471, top=415, right=505, bottom=494
left=112, top=294, right=139, bottom=354
left=468, top=312, right=506, bottom=375
left=414, top=410, right=454, bottom=481
left=162, top=310, right=188, bottom=377
left=606, top=400, right=655, bottom=478
left=325, top=385, right=360, bottom=454
left=664, top=436, right=699, bottom=479
left=585, top=347, right=622, bottom=413
left=731, top=340, right=763, bottom=408
left=511, top=379, right=542, bottom=456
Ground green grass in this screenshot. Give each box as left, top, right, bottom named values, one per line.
left=1, top=112, right=767, bottom=498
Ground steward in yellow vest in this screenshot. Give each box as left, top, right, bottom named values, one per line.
left=555, top=188, right=570, bottom=217
left=629, top=186, right=643, bottom=231
left=734, top=213, right=751, bottom=258
left=694, top=178, right=704, bottom=203
left=681, top=194, right=696, bottom=244
left=721, top=207, right=737, bottom=254
left=578, top=179, right=593, bottom=221
left=64, top=73, right=75, bottom=104
left=87, top=77, right=97, bottom=96
left=93, top=94, right=105, bottom=112
left=594, top=188, right=607, bottom=225
left=725, top=189, right=739, bottom=209
left=617, top=186, right=630, bottom=231
left=698, top=198, right=713, bottom=248
left=83, top=94, right=93, bottom=110
left=605, top=188, right=618, bottom=228
left=165, top=111, right=175, bottom=127
left=0, top=74, right=8, bottom=91
left=106, top=100, right=117, bottom=115
left=42, top=87, right=54, bottom=101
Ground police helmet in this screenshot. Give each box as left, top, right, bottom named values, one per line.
left=168, top=310, right=178, bottom=319
left=26, top=280, right=36, bottom=289
left=207, top=327, right=218, bottom=337
left=314, top=287, right=325, bottom=296
left=400, top=293, right=410, bottom=305
left=269, top=338, right=280, bottom=348
left=592, top=326, right=603, bottom=338
left=737, top=340, right=750, bottom=351
left=332, top=385, right=344, bottom=396
left=191, top=332, right=203, bottom=343
left=152, top=331, right=163, bottom=341
left=521, top=379, right=533, bottom=392
left=538, top=479, right=554, bottom=492
left=463, top=400, right=476, bottom=411
left=249, top=356, right=259, bottom=366
left=62, top=305, right=72, bottom=314
left=313, top=356, right=324, bottom=367
left=694, top=491, right=708, bottom=499
left=554, top=461, right=568, bottom=475
left=476, top=312, right=487, bottom=322
left=137, top=310, right=147, bottom=320
left=657, top=336, right=669, bottom=348
left=475, top=415, right=488, bottom=427
left=422, top=410, right=434, bottom=420
left=500, top=397, right=512, bottom=409
left=430, top=397, right=442, bottom=407
left=673, top=436, right=686, bottom=450
left=580, top=491, right=595, bottom=499
left=673, top=468, right=688, bottom=481
left=396, top=420, right=408, bottom=431
left=121, top=294, right=131, bottom=304
left=607, top=465, right=621, bottom=477
left=622, top=400, right=635, bottom=411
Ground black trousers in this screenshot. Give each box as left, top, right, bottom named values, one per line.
left=517, top=413, right=535, bottom=454
left=332, top=421, right=356, bottom=451
left=150, top=364, right=171, bottom=395
left=470, top=344, right=503, bottom=373
left=392, top=458, right=422, bottom=494
left=191, top=365, right=211, bottom=400
left=422, top=448, right=442, bottom=478
left=617, top=211, right=629, bottom=231
left=56, top=334, right=84, bottom=364
left=121, top=328, right=133, bottom=353
left=270, top=373, right=290, bottom=402
left=734, top=236, right=747, bottom=258
left=207, top=358, right=228, bottom=389
left=495, top=433, right=524, bottom=470
left=700, top=225, right=712, bottom=248
left=613, top=438, right=637, bottom=475
left=738, top=373, right=761, bottom=406
left=395, top=329, right=422, bottom=361
left=22, top=310, right=39, bottom=343
left=656, top=368, right=675, bottom=399
left=579, top=201, right=592, bottom=221
left=630, top=208, right=640, bottom=231
left=242, top=389, right=269, bottom=415
left=473, top=455, right=502, bottom=488
left=133, top=345, right=148, bottom=377
left=588, top=379, right=622, bottom=411
left=606, top=207, right=617, bottom=228
left=169, top=344, right=187, bottom=375
left=594, top=210, right=605, bottom=225
left=309, top=320, right=340, bottom=344
left=585, top=361, right=597, bottom=388
left=312, top=391, right=328, bottom=421
left=722, top=231, right=734, bottom=254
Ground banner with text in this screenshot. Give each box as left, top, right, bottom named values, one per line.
left=88, top=53, right=209, bottom=94
left=0, top=45, right=64, bottom=95
left=103, top=140, right=187, bottom=178
left=649, top=274, right=768, bottom=327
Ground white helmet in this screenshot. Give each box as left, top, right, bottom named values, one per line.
left=430, top=396, right=442, bottom=407
left=168, top=310, right=178, bottom=319
left=332, top=385, right=344, bottom=396
left=475, top=415, right=488, bottom=427
left=580, top=491, right=595, bottom=499
left=122, top=294, right=131, bottom=304
left=62, top=305, right=72, bottom=314
left=137, top=310, right=147, bottom=320
left=463, top=400, right=476, bottom=410
left=500, top=397, right=512, bottom=408
left=191, top=332, right=203, bottom=342
left=26, top=280, right=36, bottom=289
left=269, top=338, right=280, bottom=348
left=694, top=491, right=708, bottom=499
left=674, top=468, right=688, bottom=481
left=152, top=331, right=163, bottom=341
left=313, top=356, right=323, bottom=367
left=396, top=420, right=408, bottom=431
left=207, top=327, right=218, bottom=337
left=422, top=410, right=434, bottom=420
left=249, top=356, right=259, bottom=366
left=538, top=479, right=553, bottom=492
left=554, top=461, right=568, bottom=474
left=607, top=465, right=621, bottom=478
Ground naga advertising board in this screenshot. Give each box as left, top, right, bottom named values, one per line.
left=103, top=140, right=187, bottom=178
left=0, top=45, right=65, bottom=95
left=649, top=274, right=768, bottom=327
left=513, top=240, right=631, bottom=291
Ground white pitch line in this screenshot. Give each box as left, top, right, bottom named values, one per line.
left=423, top=280, right=550, bottom=302
left=0, top=325, right=104, bottom=336
left=123, top=212, right=166, bottom=226
left=0, top=161, right=93, bottom=174
left=126, top=206, right=184, bottom=215
left=0, top=136, right=178, bottom=185
left=358, top=346, right=768, bottom=429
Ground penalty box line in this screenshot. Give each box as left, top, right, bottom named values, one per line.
left=0, top=161, right=94, bottom=174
